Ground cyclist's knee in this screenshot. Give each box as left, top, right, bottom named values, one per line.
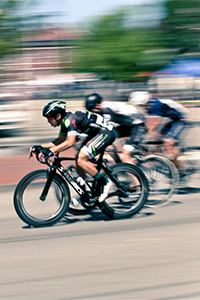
left=76, top=151, right=89, bottom=168
left=163, top=137, right=176, bottom=146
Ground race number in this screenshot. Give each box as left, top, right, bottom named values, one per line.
left=95, top=114, right=113, bottom=131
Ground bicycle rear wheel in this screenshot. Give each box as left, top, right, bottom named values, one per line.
left=14, top=169, right=70, bottom=227
left=137, top=155, right=179, bottom=208
left=98, top=163, right=148, bottom=219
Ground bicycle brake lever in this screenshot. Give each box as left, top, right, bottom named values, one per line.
left=29, top=151, right=33, bottom=159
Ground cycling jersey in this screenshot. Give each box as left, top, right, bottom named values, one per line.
left=60, top=111, right=113, bottom=136
left=99, top=101, right=146, bottom=146
left=146, top=98, right=190, bottom=140
left=147, top=98, right=190, bottom=121
left=102, top=101, right=138, bottom=115
left=101, top=101, right=145, bottom=126
left=59, top=111, right=115, bottom=159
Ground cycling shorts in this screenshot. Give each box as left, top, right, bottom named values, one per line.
left=81, top=129, right=115, bottom=159
left=161, top=120, right=186, bottom=140
left=116, top=123, right=146, bottom=145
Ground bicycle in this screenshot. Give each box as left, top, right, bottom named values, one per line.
left=143, top=139, right=200, bottom=186
left=107, top=141, right=179, bottom=208
left=13, top=147, right=149, bottom=227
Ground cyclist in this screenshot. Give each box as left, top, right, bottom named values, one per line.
left=30, top=100, right=116, bottom=202
left=129, top=91, right=191, bottom=168
left=85, top=93, right=146, bottom=163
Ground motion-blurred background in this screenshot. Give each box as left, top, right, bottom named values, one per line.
left=1, top=0, right=200, bottom=152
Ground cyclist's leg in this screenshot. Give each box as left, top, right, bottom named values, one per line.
left=162, top=120, right=186, bottom=166
left=77, top=130, right=114, bottom=175
left=77, top=129, right=116, bottom=199
left=120, top=123, right=146, bottom=164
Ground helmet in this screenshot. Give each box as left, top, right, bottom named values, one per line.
left=129, top=91, right=151, bottom=106
left=42, top=100, right=66, bottom=118
left=85, top=93, right=103, bottom=111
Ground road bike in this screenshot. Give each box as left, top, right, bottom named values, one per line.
left=13, top=147, right=149, bottom=227
left=145, top=139, right=200, bottom=185
left=108, top=142, right=179, bottom=208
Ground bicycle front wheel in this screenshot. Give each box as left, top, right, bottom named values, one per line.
left=98, top=163, right=148, bottom=219
left=137, top=155, right=179, bottom=208
left=14, top=169, right=70, bottom=227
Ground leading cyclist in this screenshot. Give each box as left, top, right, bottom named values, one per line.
left=30, top=100, right=116, bottom=202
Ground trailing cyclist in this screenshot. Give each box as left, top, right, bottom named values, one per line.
left=30, top=100, right=116, bottom=202
left=85, top=92, right=146, bottom=164
left=129, top=91, right=191, bottom=171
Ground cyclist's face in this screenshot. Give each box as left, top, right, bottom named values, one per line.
left=92, top=103, right=101, bottom=113
left=46, top=117, right=58, bottom=127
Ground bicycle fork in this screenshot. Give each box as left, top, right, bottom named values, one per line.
left=40, top=168, right=56, bottom=201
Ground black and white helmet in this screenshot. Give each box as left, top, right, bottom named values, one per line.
left=129, top=91, right=151, bottom=106
left=42, top=100, right=66, bottom=118
left=85, top=93, right=103, bottom=111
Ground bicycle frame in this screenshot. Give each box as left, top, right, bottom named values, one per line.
left=39, top=150, right=129, bottom=202
left=39, top=155, right=86, bottom=201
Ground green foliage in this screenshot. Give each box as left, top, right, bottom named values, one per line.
left=0, top=1, right=43, bottom=59
left=73, top=7, right=173, bottom=81
left=0, top=0, right=24, bottom=58
left=73, top=0, right=200, bottom=81
left=162, top=0, right=200, bottom=53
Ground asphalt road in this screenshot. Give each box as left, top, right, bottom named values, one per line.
left=1, top=175, right=200, bottom=300
left=0, top=101, right=200, bottom=299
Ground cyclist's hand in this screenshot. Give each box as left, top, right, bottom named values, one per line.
left=29, top=145, right=43, bottom=158
left=41, top=148, right=54, bottom=159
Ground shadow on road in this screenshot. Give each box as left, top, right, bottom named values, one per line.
left=21, top=210, right=155, bottom=229
left=177, top=187, right=200, bottom=194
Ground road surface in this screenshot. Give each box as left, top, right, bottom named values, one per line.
left=0, top=162, right=200, bottom=299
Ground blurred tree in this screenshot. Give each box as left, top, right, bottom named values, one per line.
left=0, top=0, right=49, bottom=59
left=0, top=0, right=22, bottom=58
left=162, top=0, right=200, bottom=55
left=73, top=7, right=174, bottom=81
left=73, top=0, right=200, bottom=81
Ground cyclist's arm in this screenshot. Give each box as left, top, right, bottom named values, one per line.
left=50, top=134, right=76, bottom=153
left=41, top=135, right=66, bottom=148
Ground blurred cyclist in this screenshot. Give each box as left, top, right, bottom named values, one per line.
left=30, top=100, right=116, bottom=202
left=85, top=93, right=146, bottom=163
left=129, top=91, right=191, bottom=168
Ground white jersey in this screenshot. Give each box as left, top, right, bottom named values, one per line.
left=101, top=101, right=138, bottom=115
left=101, top=101, right=145, bottom=126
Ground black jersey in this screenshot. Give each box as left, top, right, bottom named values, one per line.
left=102, top=107, right=145, bottom=127
left=59, top=111, right=113, bottom=137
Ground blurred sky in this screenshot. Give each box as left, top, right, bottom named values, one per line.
left=25, top=0, right=164, bottom=25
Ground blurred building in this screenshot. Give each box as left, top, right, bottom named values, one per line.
left=0, top=27, right=84, bottom=82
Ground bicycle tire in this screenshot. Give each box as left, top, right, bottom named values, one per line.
left=137, top=155, right=179, bottom=208
left=177, top=146, right=200, bottom=187
left=64, top=164, right=98, bottom=216
left=14, top=169, right=70, bottom=227
left=98, top=163, right=148, bottom=219
left=180, top=146, right=200, bottom=170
